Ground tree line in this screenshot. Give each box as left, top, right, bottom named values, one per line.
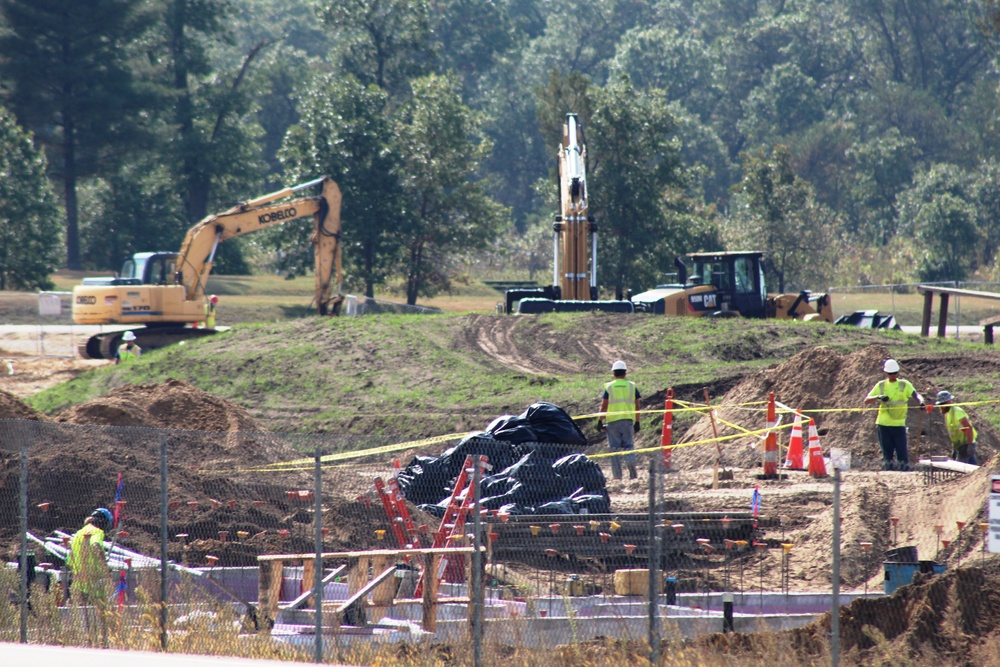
left=2, top=0, right=1000, bottom=300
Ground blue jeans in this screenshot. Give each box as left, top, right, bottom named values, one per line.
left=606, top=420, right=637, bottom=479
left=877, top=425, right=909, bottom=470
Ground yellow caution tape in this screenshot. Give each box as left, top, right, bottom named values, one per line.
left=211, top=395, right=1000, bottom=473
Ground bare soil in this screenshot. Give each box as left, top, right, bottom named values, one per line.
left=2, top=318, right=999, bottom=660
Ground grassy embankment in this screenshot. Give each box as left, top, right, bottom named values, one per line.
left=28, top=309, right=999, bottom=449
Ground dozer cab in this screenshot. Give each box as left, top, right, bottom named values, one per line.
left=631, top=251, right=833, bottom=322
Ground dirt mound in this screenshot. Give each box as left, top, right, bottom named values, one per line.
left=57, top=378, right=266, bottom=432
left=807, top=563, right=1000, bottom=664
left=675, top=344, right=999, bottom=470
left=0, top=386, right=49, bottom=421
left=0, top=379, right=365, bottom=566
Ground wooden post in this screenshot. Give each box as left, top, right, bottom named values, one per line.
left=937, top=293, right=950, bottom=338
left=369, top=555, right=395, bottom=623
left=347, top=556, right=366, bottom=599
left=921, top=290, right=933, bottom=336
left=301, top=558, right=315, bottom=608
left=422, top=553, right=440, bottom=632
left=257, top=560, right=283, bottom=632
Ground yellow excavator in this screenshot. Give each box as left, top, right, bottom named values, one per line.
left=505, top=113, right=631, bottom=314
left=631, top=251, right=834, bottom=321
left=73, top=176, right=344, bottom=359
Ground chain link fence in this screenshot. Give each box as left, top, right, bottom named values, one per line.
left=2, top=418, right=997, bottom=665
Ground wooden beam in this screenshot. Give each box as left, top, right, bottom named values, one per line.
left=334, top=564, right=398, bottom=626
left=280, top=564, right=347, bottom=611
left=258, top=546, right=478, bottom=562
left=368, top=556, right=396, bottom=623
left=937, top=293, right=950, bottom=338
left=917, top=285, right=1000, bottom=301
left=921, top=290, right=933, bottom=337
left=257, top=560, right=283, bottom=632
left=422, top=553, right=440, bottom=633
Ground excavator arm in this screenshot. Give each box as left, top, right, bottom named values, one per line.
left=175, top=176, right=344, bottom=314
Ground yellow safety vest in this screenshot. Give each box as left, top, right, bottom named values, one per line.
left=944, top=406, right=976, bottom=446
left=868, top=379, right=915, bottom=427
left=117, top=343, right=141, bottom=363
left=604, top=379, right=637, bottom=423
left=68, top=524, right=107, bottom=595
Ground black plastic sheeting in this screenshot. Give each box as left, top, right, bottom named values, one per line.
left=396, top=402, right=608, bottom=517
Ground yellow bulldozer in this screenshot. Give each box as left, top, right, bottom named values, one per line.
left=631, top=251, right=834, bottom=322
left=73, top=176, right=344, bottom=358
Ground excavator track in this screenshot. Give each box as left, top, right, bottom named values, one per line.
left=79, top=327, right=218, bottom=360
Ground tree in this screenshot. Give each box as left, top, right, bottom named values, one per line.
left=396, top=74, right=508, bottom=304
left=913, top=193, right=978, bottom=281
left=0, top=107, right=61, bottom=290
left=78, top=162, right=188, bottom=271
left=896, top=163, right=981, bottom=281
left=0, top=0, right=158, bottom=269
left=161, top=0, right=270, bottom=226
left=727, top=145, right=838, bottom=292
left=280, top=75, right=404, bottom=297
left=586, top=76, right=688, bottom=293
left=321, top=0, right=434, bottom=98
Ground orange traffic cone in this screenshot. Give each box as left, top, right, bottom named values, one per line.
left=783, top=411, right=806, bottom=470
left=807, top=419, right=827, bottom=477
left=763, top=393, right=778, bottom=476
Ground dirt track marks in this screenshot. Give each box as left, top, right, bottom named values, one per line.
left=462, top=314, right=621, bottom=376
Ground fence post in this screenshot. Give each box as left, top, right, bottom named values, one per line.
left=19, top=436, right=28, bottom=643
left=831, top=468, right=841, bottom=667
left=472, top=457, right=484, bottom=667
left=648, top=455, right=661, bottom=664
left=313, top=447, right=324, bottom=663
left=160, top=435, right=168, bottom=651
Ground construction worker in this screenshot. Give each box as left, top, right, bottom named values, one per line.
left=935, top=390, right=978, bottom=465
left=115, top=330, right=142, bottom=365
left=863, top=358, right=925, bottom=471
left=68, top=507, right=112, bottom=645
left=205, top=294, right=219, bottom=329
left=597, top=360, right=641, bottom=480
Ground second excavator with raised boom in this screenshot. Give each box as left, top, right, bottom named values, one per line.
left=73, top=176, right=344, bottom=359
left=505, top=114, right=632, bottom=314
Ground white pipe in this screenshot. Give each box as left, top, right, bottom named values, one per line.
left=553, top=231, right=560, bottom=288
left=591, top=230, right=597, bottom=289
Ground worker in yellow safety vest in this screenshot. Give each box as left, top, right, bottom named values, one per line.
left=934, top=390, right=978, bottom=465
left=597, top=360, right=641, bottom=480
left=69, top=508, right=112, bottom=600
left=863, top=358, right=925, bottom=471
left=115, top=330, right=142, bottom=365
left=205, top=294, right=219, bottom=329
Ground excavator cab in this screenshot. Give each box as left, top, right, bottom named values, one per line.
left=81, top=252, right=179, bottom=287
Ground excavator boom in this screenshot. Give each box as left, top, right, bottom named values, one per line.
left=72, top=176, right=344, bottom=358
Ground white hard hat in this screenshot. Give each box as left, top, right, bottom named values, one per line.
left=122, top=331, right=137, bottom=342
left=612, top=360, right=627, bottom=372
left=883, top=359, right=900, bottom=373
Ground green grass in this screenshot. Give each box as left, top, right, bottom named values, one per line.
left=28, top=311, right=1000, bottom=440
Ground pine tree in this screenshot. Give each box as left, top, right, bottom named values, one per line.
left=0, top=0, right=158, bottom=269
